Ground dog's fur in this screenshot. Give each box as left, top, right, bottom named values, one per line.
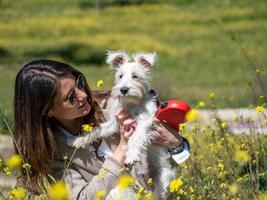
left=71, top=51, right=176, bottom=198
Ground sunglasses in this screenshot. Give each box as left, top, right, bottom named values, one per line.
left=67, top=75, right=86, bottom=105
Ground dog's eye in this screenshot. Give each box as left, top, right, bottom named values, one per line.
left=132, top=74, right=138, bottom=79
left=119, top=74, right=123, bottom=79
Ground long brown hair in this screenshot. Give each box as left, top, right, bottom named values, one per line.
left=14, top=59, right=105, bottom=193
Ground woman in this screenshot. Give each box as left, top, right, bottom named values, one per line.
left=14, top=59, right=189, bottom=199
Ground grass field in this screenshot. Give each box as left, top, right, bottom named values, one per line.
left=0, top=0, right=267, bottom=116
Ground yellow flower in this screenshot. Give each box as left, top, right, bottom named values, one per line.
left=220, top=183, right=228, bottom=189
left=208, top=92, right=215, bottom=99
left=169, top=178, right=183, bottom=193
left=221, top=122, right=227, bottom=129
left=99, top=167, right=108, bottom=179
left=95, top=190, right=105, bottom=200
left=229, top=183, right=238, bottom=194
left=48, top=181, right=69, bottom=200
left=198, top=101, right=205, bottom=108
left=22, top=163, right=31, bottom=169
left=8, top=187, right=27, bottom=200
left=208, top=143, right=215, bottom=152
left=4, top=167, right=11, bottom=175
left=117, top=175, right=135, bottom=191
left=136, top=187, right=144, bottom=200
left=256, top=193, right=267, bottom=200
left=217, top=163, right=224, bottom=171
left=234, top=150, right=250, bottom=164
left=256, top=105, right=264, bottom=113
left=258, top=95, right=264, bottom=101
left=189, top=186, right=195, bottom=193
left=206, top=166, right=212, bottom=171
left=6, top=154, right=22, bottom=169
left=97, top=80, right=104, bottom=88
left=82, top=124, right=93, bottom=133
left=143, top=192, right=153, bottom=200
left=185, top=110, right=199, bottom=121
left=147, top=178, right=153, bottom=185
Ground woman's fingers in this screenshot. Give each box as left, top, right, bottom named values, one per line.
left=115, top=108, right=133, bottom=125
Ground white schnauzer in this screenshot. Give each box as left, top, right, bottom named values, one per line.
left=72, top=51, right=176, bottom=198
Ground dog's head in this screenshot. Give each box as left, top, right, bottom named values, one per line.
left=106, top=51, right=157, bottom=105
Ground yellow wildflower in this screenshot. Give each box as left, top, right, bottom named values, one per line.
left=208, top=143, right=215, bottom=152
left=208, top=92, right=215, bottom=99
left=8, top=187, right=27, bottom=200
left=48, top=181, right=69, bottom=200
left=99, top=167, right=108, bottom=179
left=4, top=167, right=11, bottom=175
left=206, top=166, right=212, bottom=171
left=143, top=192, right=153, bottom=200
left=22, top=163, right=31, bottom=169
left=256, top=105, right=264, bottom=113
left=259, top=172, right=265, bottom=177
left=185, top=110, right=199, bottom=121
left=97, top=80, right=104, bottom=88
left=256, top=193, right=267, bottom=200
left=169, top=178, right=183, bottom=193
left=136, top=187, right=145, bottom=200
left=234, top=150, right=250, bottom=164
left=221, top=122, right=227, bottom=129
left=147, top=178, right=153, bottom=185
left=95, top=190, right=105, bottom=200
left=189, top=186, right=195, bottom=193
left=220, top=183, right=228, bottom=189
left=258, top=95, right=265, bottom=101
left=117, top=175, right=135, bottom=191
left=6, top=154, right=22, bottom=170
left=82, top=124, right=93, bottom=133
left=229, top=183, right=238, bottom=194
left=0, top=158, right=2, bottom=167
left=198, top=101, right=205, bottom=108
left=217, top=163, right=224, bottom=171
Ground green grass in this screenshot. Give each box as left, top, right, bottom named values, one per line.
left=0, top=0, right=267, bottom=117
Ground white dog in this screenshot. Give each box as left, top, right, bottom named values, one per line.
left=72, top=51, right=176, bottom=198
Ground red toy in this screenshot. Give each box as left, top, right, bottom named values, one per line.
left=156, top=100, right=191, bottom=130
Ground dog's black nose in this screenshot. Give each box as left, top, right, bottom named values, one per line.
left=120, top=87, right=129, bottom=95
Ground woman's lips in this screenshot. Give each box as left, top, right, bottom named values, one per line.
left=79, top=101, right=89, bottom=109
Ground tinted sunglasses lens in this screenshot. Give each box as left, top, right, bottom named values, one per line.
left=67, top=90, right=76, bottom=105
left=76, top=75, right=85, bottom=90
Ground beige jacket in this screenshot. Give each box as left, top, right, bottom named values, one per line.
left=51, top=130, right=128, bottom=200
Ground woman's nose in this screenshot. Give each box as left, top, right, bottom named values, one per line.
left=77, top=89, right=88, bottom=102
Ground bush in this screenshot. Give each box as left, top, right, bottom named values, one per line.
left=24, top=43, right=106, bottom=65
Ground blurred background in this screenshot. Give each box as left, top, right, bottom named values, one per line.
left=0, top=0, right=267, bottom=121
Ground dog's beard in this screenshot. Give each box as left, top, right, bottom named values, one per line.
left=111, top=84, right=147, bottom=106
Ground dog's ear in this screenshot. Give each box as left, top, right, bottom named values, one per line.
left=106, top=51, right=130, bottom=68
left=133, top=52, right=157, bottom=70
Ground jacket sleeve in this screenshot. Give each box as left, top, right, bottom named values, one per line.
left=63, top=156, right=124, bottom=200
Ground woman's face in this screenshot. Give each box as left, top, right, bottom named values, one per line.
left=49, top=73, right=91, bottom=123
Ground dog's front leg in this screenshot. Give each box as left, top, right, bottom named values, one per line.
left=125, top=118, right=155, bottom=165
left=99, top=116, right=119, bottom=138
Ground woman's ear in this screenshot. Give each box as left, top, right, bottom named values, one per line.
left=48, top=110, right=53, bottom=118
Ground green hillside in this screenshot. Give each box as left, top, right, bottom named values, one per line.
left=0, top=0, right=267, bottom=115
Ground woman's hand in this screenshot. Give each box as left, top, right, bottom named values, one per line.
left=153, top=118, right=183, bottom=149
left=112, top=108, right=136, bottom=165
